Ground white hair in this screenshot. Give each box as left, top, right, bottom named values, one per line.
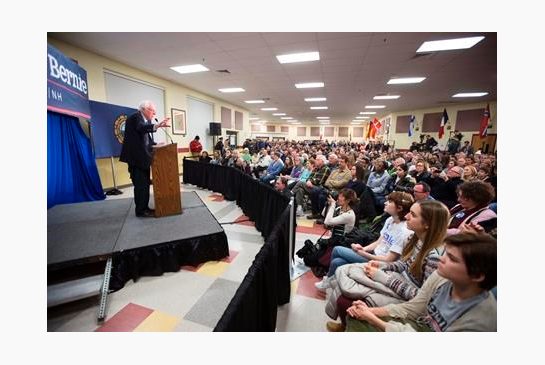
left=138, top=100, right=155, bottom=111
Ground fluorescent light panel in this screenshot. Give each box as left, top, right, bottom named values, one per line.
left=219, top=87, right=245, bottom=93
left=360, top=112, right=376, bottom=115
left=276, top=51, right=320, bottom=64
left=355, top=116, right=369, bottom=119
left=351, top=121, right=363, bottom=124
left=261, top=107, right=278, bottom=111
left=417, top=36, right=485, bottom=53
left=373, top=95, right=400, bottom=100
left=452, top=92, right=489, bottom=98
left=281, top=117, right=293, bottom=120
left=316, top=117, right=329, bottom=119
left=249, top=117, right=260, bottom=120
left=365, top=105, right=386, bottom=109
left=295, top=82, right=324, bottom=88
left=305, top=97, right=327, bottom=102
left=272, top=113, right=286, bottom=116
left=310, top=106, right=328, bottom=110
left=387, top=77, right=426, bottom=84
left=170, top=64, right=209, bottom=74
left=245, top=100, right=265, bottom=104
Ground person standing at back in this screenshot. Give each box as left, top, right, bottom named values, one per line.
left=120, top=100, right=170, bottom=218
left=189, top=135, right=202, bottom=157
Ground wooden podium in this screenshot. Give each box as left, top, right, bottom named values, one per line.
left=151, top=143, right=182, bottom=217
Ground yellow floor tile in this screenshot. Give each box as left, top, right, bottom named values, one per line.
left=133, top=311, right=180, bottom=332
left=291, top=278, right=300, bottom=294
left=297, top=218, right=315, bottom=228
left=196, top=261, right=229, bottom=277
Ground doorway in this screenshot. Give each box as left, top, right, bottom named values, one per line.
left=226, top=130, right=238, bottom=149
left=471, top=133, right=496, bottom=154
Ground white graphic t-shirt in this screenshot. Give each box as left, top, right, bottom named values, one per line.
left=374, top=217, right=413, bottom=256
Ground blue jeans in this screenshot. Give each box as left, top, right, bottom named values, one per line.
left=327, top=246, right=369, bottom=277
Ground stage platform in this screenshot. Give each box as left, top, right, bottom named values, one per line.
left=47, top=192, right=229, bottom=321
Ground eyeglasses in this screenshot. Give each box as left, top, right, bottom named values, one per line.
left=145, top=107, right=156, bottom=114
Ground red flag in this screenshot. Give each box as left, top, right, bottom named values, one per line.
left=370, top=118, right=382, bottom=138
left=366, top=121, right=373, bottom=139
left=479, top=104, right=490, bottom=139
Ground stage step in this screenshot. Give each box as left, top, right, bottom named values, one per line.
left=47, top=274, right=104, bottom=307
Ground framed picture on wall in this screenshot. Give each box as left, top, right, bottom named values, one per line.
left=171, top=108, right=186, bottom=135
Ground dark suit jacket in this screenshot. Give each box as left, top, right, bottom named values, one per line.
left=119, top=112, right=156, bottom=170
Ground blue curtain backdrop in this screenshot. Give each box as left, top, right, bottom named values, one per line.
left=47, top=111, right=105, bottom=208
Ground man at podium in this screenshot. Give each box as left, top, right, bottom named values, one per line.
left=120, top=100, right=170, bottom=217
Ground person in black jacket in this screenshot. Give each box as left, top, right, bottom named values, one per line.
left=119, top=100, right=170, bottom=217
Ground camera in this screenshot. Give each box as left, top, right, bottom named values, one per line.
left=328, top=190, right=339, bottom=200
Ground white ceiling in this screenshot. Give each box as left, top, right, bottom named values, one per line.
left=49, top=32, right=496, bottom=125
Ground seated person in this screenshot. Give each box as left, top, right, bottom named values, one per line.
left=315, top=191, right=414, bottom=291
left=274, top=176, right=292, bottom=199
left=292, top=156, right=330, bottom=216
left=386, top=163, right=416, bottom=194
left=346, top=232, right=496, bottom=332
left=322, top=188, right=359, bottom=239
left=345, top=163, right=367, bottom=198
left=198, top=150, right=211, bottom=163
left=209, top=150, right=222, bottom=165
left=308, top=156, right=351, bottom=220
left=448, top=181, right=496, bottom=236
left=259, top=151, right=284, bottom=184
left=325, top=200, right=450, bottom=331
left=367, top=159, right=390, bottom=207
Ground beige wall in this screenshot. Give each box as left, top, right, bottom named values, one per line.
left=48, top=38, right=250, bottom=189
left=250, top=124, right=370, bottom=142
left=250, top=100, right=497, bottom=150
left=382, top=101, right=497, bottom=150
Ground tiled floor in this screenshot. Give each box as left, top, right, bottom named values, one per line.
left=47, top=178, right=332, bottom=332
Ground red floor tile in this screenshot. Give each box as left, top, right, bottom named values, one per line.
left=234, top=215, right=255, bottom=227
left=296, top=271, right=326, bottom=300
left=296, top=225, right=331, bottom=236
left=180, top=263, right=204, bottom=272
left=209, top=193, right=225, bottom=202
left=221, top=249, right=239, bottom=263
left=95, top=303, right=153, bottom=332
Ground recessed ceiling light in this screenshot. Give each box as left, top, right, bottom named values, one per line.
left=295, top=82, right=324, bottom=89
left=365, top=105, right=386, bottom=109
left=276, top=51, right=320, bottom=64
left=310, top=106, right=328, bottom=110
left=360, top=112, right=376, bottom=115
left=170, top=64, right=209, bottom=74
left=261, top=107, right=278, bottom=111
left=316, top=117, right=330, bottom=119
left=219, top=87, right=245, bottom=93
left=373, top=95, right=400, bottom=100
left=355, top=116, right=369, bottom=119
left=281, top=117, right=293, bottom=120
left=417, top=36, right=485, bottom=53
left=305, top=97, right=327, bottom=102
left=245, top=100, right=265, bottom=104
left=452, top=92, right=489, bottom=98
left=272, top=113, right=286, bottom=116
left=387, top=77, right=426, bottom=84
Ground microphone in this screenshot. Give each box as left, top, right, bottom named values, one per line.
left=155, top=118, right=174, bottom=144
